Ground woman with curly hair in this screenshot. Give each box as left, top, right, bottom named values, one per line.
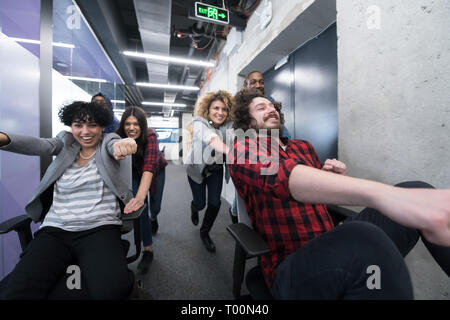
left=0, top=101, right=139, bottom=299
left=186, top=90, right=234, bottom=252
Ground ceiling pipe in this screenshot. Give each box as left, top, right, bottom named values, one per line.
left=178, top=22, right=218, bottom=101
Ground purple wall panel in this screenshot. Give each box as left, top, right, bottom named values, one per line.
left=0, top=0, right=41, bottom=58
left=0, top=33, right=40, bottom=278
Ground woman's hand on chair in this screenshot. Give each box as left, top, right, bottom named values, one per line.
left=124, top=197, right=145, bottom=214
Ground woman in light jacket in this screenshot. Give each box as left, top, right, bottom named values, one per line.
left=0, top=101, right=138, bottom=299
left=186, top=90, right=234, bottom=253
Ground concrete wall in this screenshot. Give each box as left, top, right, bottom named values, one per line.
left=203, top=0, right=332, bottom=94
left=337, top=0, right=450, bottom=299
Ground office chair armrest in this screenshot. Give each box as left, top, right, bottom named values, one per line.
left=0, top=214, right=33, bottom=251
left=227, top=223, right=270, bottom=258
left=121, top=204, right=146, bottom=264
left=326, top=204, right=357, bottom=217
left=0, top=214, right=32, bottom=234
left=121, top=204, right=145, bottom=221
left=326, top=204, right=357, bottom=225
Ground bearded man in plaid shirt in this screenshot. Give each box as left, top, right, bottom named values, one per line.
left=227, top=88, right=450, bottom=299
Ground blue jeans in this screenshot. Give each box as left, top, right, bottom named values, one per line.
left=149, top=168, right=166, bottom=219
left=187, top=166, right=223, bottom=210
left=271, top=181, right=450, bottom=299
left=132, top=168, right=166, bottom=247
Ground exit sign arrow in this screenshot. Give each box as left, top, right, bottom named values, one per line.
left=194, top=2, right=229, bottom=25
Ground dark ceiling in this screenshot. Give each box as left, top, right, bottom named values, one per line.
left=74, top=0, right=260, bottom=117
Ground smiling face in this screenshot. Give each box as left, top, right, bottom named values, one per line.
left=123, top=115, right=142, bottom=140
left=208, top=99, right=228, bottom=127
left=71, top=120, right=104, bottom=152
left=248, top=97, right=281, bottom=131
left=245, top=72, right=265, bottom=95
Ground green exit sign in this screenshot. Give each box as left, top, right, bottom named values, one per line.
left=195, top=2, right=229, bottom=25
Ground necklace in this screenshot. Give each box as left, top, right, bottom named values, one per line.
left=79, top=150, right=96, bottom=160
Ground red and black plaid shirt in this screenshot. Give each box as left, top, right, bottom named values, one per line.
left=228, top=136, right=334, bottom=288
left=142, top=129, right=168, bottom=193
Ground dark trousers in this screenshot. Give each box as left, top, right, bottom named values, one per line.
left=0, top=225, right=133, bottom=300
left=271, top=181, right=450, bottom=299
left=187, top=166, right=224, bottom=210
left=188, top=167, right=224, bottom=235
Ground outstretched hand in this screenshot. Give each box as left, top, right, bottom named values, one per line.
left=375, top=187, right=450, bottom=247
left=113, top=137, right=137, bottom=160
left=124, top=197, right=145, bottom=214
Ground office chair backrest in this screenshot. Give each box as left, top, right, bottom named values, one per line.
left=236, top=190, right=251, bottom=227
left=231, top=190, right=273, bottom=299
left=119, top=155, right=132, bottom=190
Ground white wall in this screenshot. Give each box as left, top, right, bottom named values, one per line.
left=52, top=70, right=92, bottom=136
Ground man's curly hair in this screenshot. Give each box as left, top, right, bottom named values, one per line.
left=233, top=88, right=285, bottom=131
left=194, top=90, right=234, bottom=123
left=58, top=101, right=112, bottom=127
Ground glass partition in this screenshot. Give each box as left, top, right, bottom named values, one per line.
left=51, top=0, right=126, bottom=134
left=0, top=0, right=41, bottom=278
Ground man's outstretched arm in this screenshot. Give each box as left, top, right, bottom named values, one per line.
left=288, top=164, right=450, bottom=246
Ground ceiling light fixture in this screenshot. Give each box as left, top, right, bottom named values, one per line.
left=111, top=100, right=125, bottom=104
left=9, top=37, right=75, bottom=49
left=135, top=82, right=199, bottom=91
left=123, top=51, right=215, bottom=68
left=66, top=76, right=107, bottom=83
left=142, top=101, right=187, bottom=107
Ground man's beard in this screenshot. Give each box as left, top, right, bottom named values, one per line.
left=254, top=124, right=283, bottom=137
left=249, top=114, right=283, bottom=137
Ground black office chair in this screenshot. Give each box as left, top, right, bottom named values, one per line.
left=226, top=191, right=357, bottom=300
left=0, top=156, right=145, bottom=299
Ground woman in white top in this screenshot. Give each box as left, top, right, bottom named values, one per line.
left=0, top=101, right=138, bottom=299
left=186, top=90, right=233, bottom=252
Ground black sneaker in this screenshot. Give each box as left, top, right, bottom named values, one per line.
left=137, top=251, right=153, bottom=274
left=200, top=232, right=216, bottom=253
left=151, top=217, right=159, bottom=235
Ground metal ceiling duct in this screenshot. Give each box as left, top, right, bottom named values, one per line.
left=134, top=0, right=174, bottom=111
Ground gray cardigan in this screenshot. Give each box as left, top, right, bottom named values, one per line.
left=0, top=130, right=134, bottom=222
left=185, top=117, right=232, bottom=184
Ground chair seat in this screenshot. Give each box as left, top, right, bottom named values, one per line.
left=120, top=220, right=134, bottom=234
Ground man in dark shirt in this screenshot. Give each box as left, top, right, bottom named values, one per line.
left=91, top=92, right=120, bottom=134
left=228, top=88, right=450, bottom=299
